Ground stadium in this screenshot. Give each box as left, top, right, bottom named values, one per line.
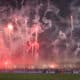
left=0, top=0, right=80, bottom=80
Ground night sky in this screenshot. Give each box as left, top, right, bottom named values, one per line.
left=0, top=0, right=79, bottom=17
left=0, top=0, right=73, bottom=16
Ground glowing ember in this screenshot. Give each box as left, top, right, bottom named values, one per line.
left=7, top=23, right=13, bottom=34
left=4, top=61, right=8, bottom=65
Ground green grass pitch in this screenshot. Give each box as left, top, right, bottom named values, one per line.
left=0, top=73, right=80, bottom=80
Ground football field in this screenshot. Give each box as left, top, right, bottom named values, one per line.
left=0, top=73, right=80, bottom=80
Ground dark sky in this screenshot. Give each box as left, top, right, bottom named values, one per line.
left=0, top=0, right=74, bottom=17
left=54, top=0, right=73, bottom=16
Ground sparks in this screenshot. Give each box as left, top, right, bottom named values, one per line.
left=7, top=23, right=14, bottom=34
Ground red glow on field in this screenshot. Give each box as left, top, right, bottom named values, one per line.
left=0, top=58, right=13, bottom=69
left=49, top=63, right=59, bottom=69
left=0, top=13, right=51, bottom=70
left=49, top=64, right=55, bottom=68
